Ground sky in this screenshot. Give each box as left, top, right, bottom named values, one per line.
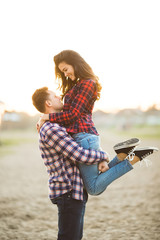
left=0, top=0, right=160, bottom=115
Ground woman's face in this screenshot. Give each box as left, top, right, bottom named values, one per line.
left=58, top=61, right=76, bottom=81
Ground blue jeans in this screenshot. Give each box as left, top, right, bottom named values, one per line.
left=51, top=190, right=88, bottom=240
left=72, top=132, right=133, bottom=195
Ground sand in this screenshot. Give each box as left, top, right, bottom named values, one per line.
left=0, top=131, right=160, bottom=240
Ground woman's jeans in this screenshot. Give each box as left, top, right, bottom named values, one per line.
left=72, top=132, right=133, bottom=195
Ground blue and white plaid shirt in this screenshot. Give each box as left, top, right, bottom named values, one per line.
left=39, top=122, right=108, bottom=201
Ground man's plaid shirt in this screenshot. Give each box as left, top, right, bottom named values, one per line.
left=39, top=122, right=108, bottom=201
left=49, top=79, right=98, bottom=135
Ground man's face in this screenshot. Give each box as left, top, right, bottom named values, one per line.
left=47, top=90, right=63, bottom=111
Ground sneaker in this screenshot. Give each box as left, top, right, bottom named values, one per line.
left=114, top=138, right=140, bottom=155
left=132, top=147, right=159, bottom=161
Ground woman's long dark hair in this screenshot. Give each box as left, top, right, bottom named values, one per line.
left=54, top=50, right=102, bottom=99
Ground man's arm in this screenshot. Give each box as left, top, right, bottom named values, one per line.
left=43, top=123, right=109, bottom=164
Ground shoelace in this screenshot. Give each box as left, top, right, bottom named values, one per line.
left=127, top=152, right=152, bottom=167
left=127, top=152, right=135, bottom=161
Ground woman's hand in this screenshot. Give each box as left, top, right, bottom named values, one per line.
left=98, top=161, right=109, bottom=173
left=36, top=114, right=49, bottom=133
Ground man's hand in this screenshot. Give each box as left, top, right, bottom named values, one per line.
left=98, top=161, right=109, bottom=173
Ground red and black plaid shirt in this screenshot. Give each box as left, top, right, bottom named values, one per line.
left=49, top=79, right=99, bottom=135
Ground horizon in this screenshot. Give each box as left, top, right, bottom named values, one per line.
left=1, top=102, right=160, bottom=118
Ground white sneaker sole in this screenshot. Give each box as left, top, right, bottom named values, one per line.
left=134, top=146, right=159, bottom=153
left=114, top=138, right=140, bottom=150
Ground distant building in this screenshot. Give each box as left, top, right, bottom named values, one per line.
left=93, top=107, right=160, bottom=129
left=3, top=112, right=21, bottom=122
left=1, top=111, right=34, bottom=129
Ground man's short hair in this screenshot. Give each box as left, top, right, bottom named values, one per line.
left=32, top=87, right=49, bottom=113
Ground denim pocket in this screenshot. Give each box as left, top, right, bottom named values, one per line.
left=87, top=136, right=100, bottom=150
left=78, top=138, right=90, bottom=149
left=73, top=133, right=100, bottom=150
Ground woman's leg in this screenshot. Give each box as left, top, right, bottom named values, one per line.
left=92, top=146, right=159, bottom=195
left=93, top=159, right=133, bottom=195
left=72, top=133, right=101, bottom=194
left=72, top=133, right=132, bottom=195
left=78, top=156, right=133, bottom=195
left=108, top=155, right=122, bottom=168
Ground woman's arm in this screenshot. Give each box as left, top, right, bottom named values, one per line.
left=46, top=80, right=97, bottom=124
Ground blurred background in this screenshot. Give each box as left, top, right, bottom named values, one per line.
left=0, top=0, right=160, bottom=144
left=0, top=1, right=160, bottom=240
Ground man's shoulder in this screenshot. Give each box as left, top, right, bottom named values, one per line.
left=41, top=122, right=60, bottom=132
left=40, top=122, right=66, bottom=136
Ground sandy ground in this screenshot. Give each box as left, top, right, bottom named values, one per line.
left=0, top=131, right=160, bottom=240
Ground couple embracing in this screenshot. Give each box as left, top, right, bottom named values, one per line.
left=32, top=50, right=158, bottom=240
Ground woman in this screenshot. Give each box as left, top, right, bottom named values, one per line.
left=37, top=50, right=148, bottom=195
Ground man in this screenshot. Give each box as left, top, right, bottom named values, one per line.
left=32, top=87, right=109, bottom=240
left=32, top=87, right=158, bottom=240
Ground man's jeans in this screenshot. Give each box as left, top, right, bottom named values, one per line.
left=51, top=190, right=88, bottom=240
left=72, top=132, right=133, bottom=195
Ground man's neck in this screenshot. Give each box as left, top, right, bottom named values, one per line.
left=45, top=108, right=61, bottom=114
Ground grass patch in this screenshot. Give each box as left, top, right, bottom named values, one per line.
left=114, top=126, right=160, bottom=139
left=105, top=125, right=160, bottom=139
left=1, top=138, right=24, bottom=146
left=0, top=129, right=38, bottom=157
